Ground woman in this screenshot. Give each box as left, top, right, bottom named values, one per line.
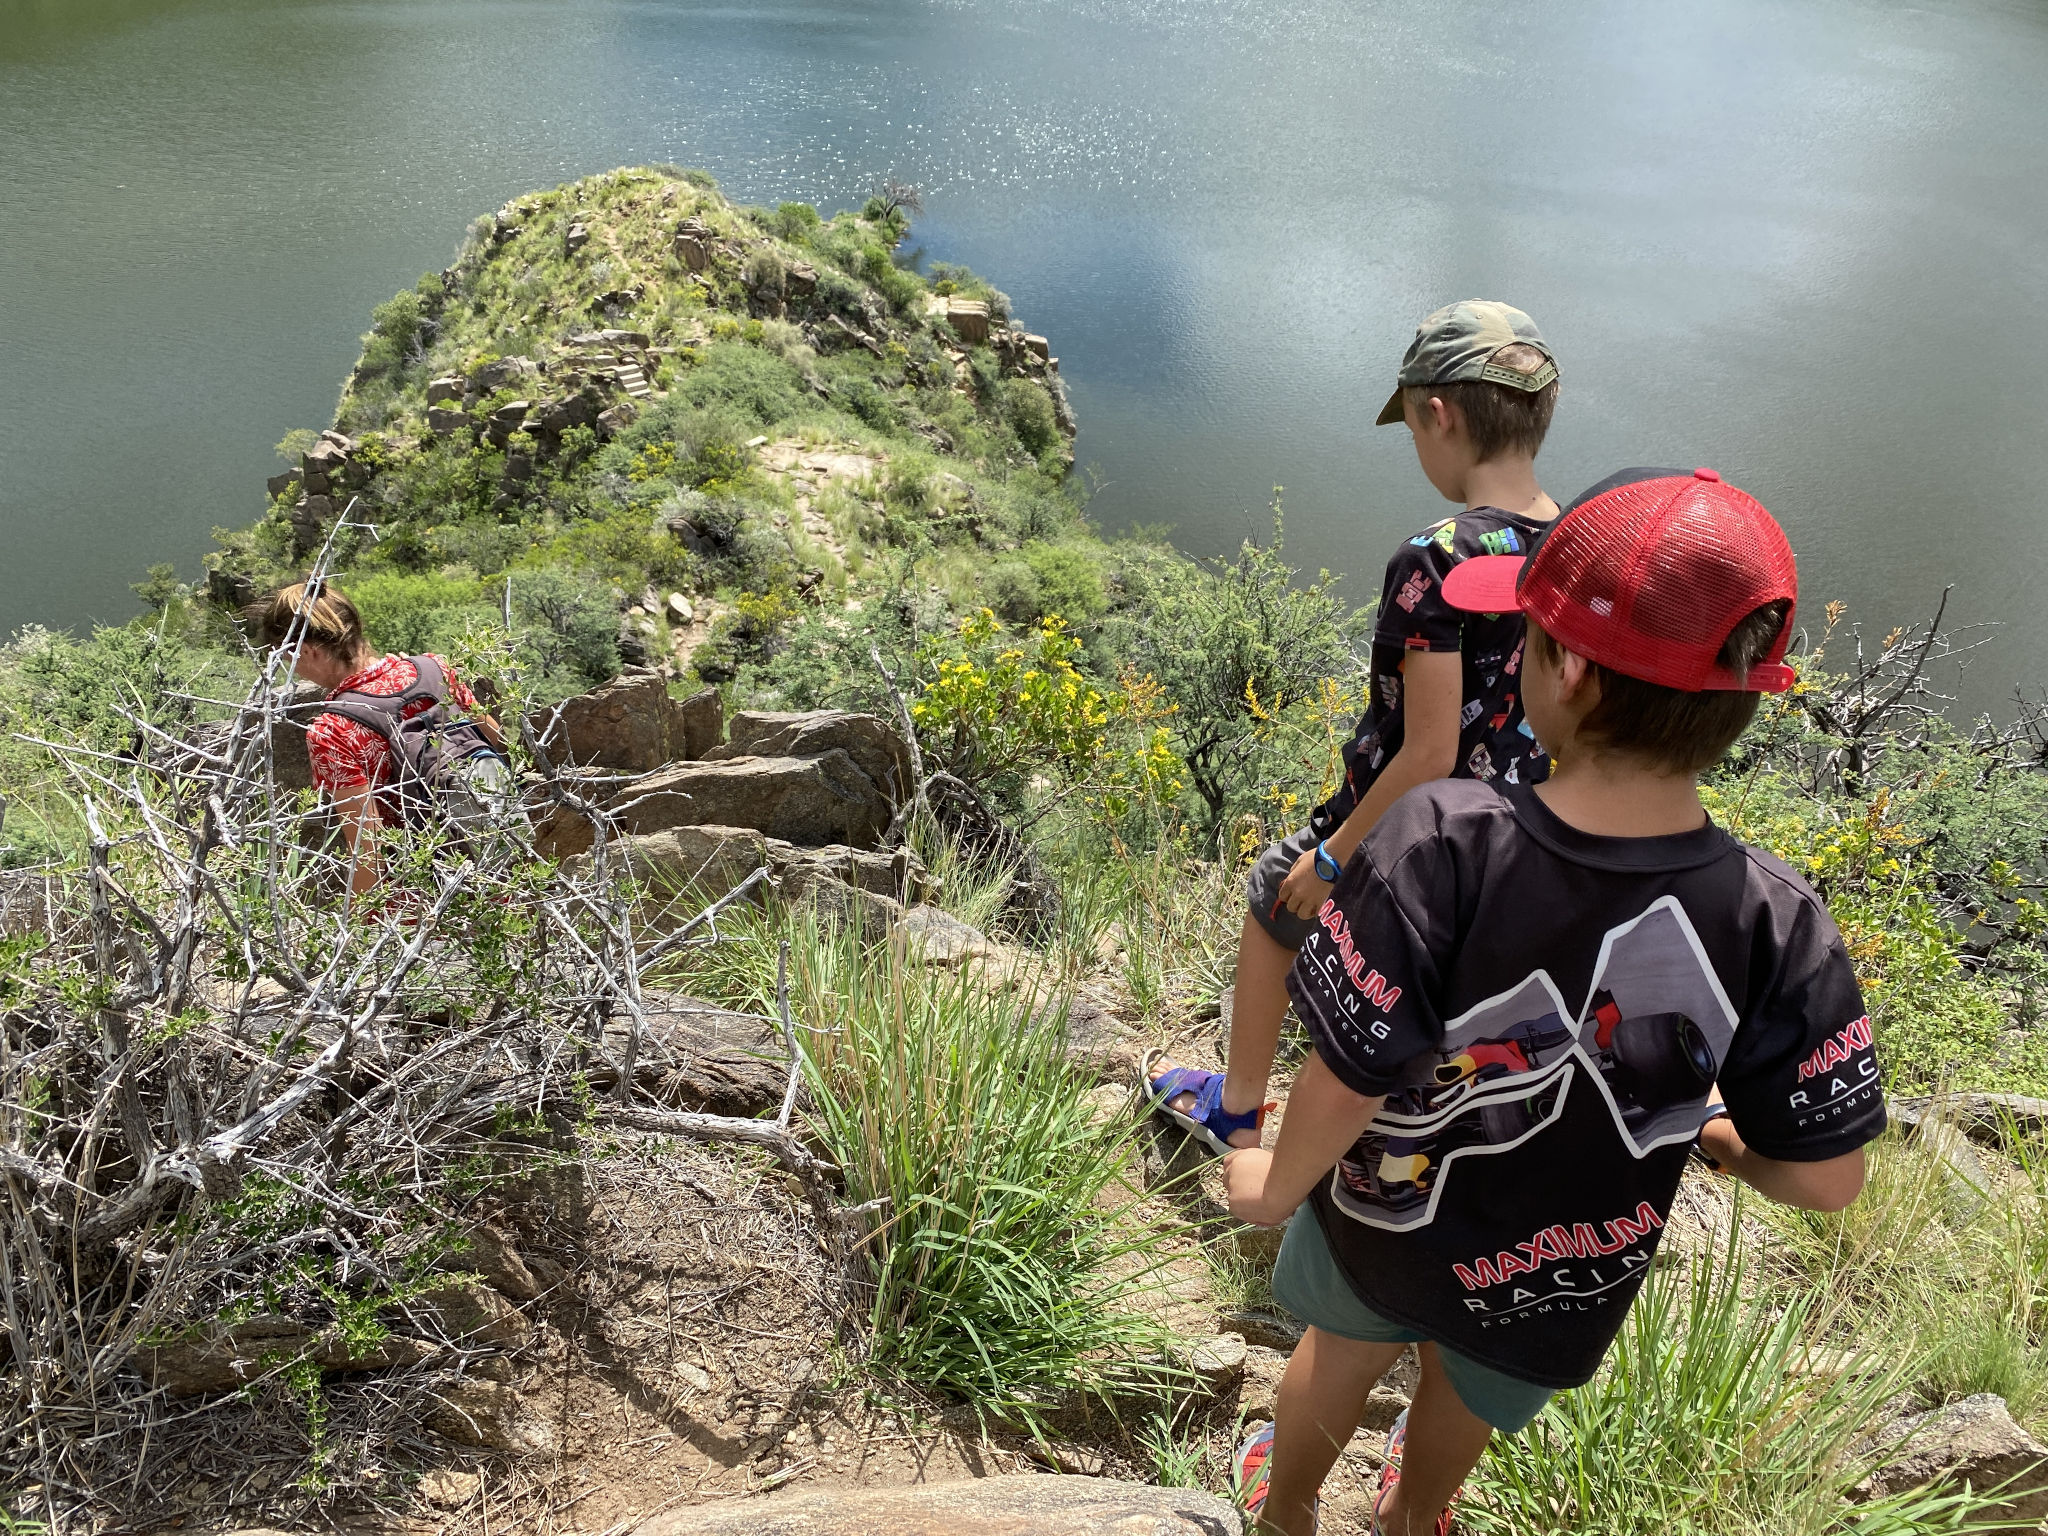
left=257, top=580, right=510, bottom=895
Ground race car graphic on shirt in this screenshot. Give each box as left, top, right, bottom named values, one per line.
left=1311, top=896, right=1741, bottom=1233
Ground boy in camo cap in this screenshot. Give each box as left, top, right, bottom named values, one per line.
left=1146, top=301, right=1563, bottom=1153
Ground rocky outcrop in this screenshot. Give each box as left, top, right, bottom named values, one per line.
left=1858, top=1394, right=2048, bottom=1529
left=632, top=1474, right=1241, bottom=1535
left=707, top=710, right=913, bottom=804
left=940, top=298, right=992, bottom=345
left=597, top=990, right=795, bottom=1118
left=528, top=669, right=720, bottom=772
left=563, top=823, right=932, bottom=939
left=539, top=750, right=894, bottom=859
left=1893, top=1092, right=2048, bottom=1149
left=897, top=904, right=991, bottom=965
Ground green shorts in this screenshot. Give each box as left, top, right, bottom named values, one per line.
left=1271, top=1203, right=1555, bottom=1432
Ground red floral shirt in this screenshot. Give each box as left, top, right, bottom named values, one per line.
left=305, top=655, right=480, bottom=804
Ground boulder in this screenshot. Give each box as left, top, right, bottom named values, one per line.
left=287, top=493, right=333, bottom=556
left=1187, top=1332, right=1248, bottom=1394
left=598, top=401, right=638, bottom=437
left=710, top=710, right=912, bottom=804
left=427, top=375, right=465, bottom=405
left=528, top=669, right=705, bottom=773
left=475, top=355, right=539, bottom=391
left=786, top=260, right=817, bottom=296
left=1859, top=1394, right=2048, bottom=1529
left=427, top=406, right=468, bottom=436
left=1894, top=1093, right=2048, bottom=1148
left=563, top=824, right=929, bottom=936
left=265, top=469, right=301, bottom=499
left=564, top=824, right=770, bottom=899
left=897, top=905, right=990, bottom=965
left=1063, top=993, right=1139, bottom=1081
left=427, top=1380, right=552, bottom=1454
left=533, top=391, right=600, bottom=434
left=1219, top=1307, right=1304, bottom=1352
left=1915, top=1111, right=1992, bottom=1222
left=539, top=751, right=893, bottom=859
left=678, top=685, right=723, bottom=759
left=943, top=299, right=992, bottom=345
left=599, top=989, right=790, bottom=1117
left=565, top=221, right=590, bottom=253
left=631, top=1474, right=1242, bottom=1535
left=302, top=437, right=349, bottom=476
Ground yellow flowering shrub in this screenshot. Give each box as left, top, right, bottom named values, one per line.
left=910, top=610, right=1183, bottom=820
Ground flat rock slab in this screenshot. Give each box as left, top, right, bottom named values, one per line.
left=634, top=1474, right=1241, bottom=1535
left=539, top=750, right=892, bottom=858
left=712, top=709, right=912, bottom=803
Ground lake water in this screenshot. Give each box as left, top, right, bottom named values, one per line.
left=5, top=0, right=2047, bottom=714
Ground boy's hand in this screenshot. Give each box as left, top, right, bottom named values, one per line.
left=1277, top=848, right=1335, bottom=918
left=1223, top=1147, right=1284, bottom=1226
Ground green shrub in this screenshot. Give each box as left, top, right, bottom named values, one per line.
left=1002, top=378, right=1060, bottom=458
left=771, top=201, right=821, bottom=243
left=1115, top=506, right=1363, bottom=841
left=984, top=557, right=1042, bottom=626
left=346, top=570, right=495, bottom=657
left=834, top=372, right=900, bottom=433
left=663, top=342, right=808, bottom=426
left=1021, top=540, right=1106, bottom=622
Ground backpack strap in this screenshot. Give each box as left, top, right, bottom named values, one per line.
left=321, top=656, right=449, bottom=741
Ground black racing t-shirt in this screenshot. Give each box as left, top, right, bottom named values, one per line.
left=1311, top=507, right=1555, bottom=838
left=1288, top=780, right=1885, bottom=1389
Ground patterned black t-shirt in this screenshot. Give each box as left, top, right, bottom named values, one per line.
left=1288, top=780, right=1886, bottom=1388
left=1310, top=507, right=1554, bottom=838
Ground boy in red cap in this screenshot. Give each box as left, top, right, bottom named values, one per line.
left=1220, top=468, right=1885, bottom=1536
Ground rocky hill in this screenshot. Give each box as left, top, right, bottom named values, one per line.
left=205, top=165, right=1086, bottom=706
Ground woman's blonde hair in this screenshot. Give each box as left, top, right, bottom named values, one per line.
left=254, top=579, right=368, bottom=658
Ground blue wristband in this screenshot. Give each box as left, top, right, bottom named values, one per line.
left=1314, top=841, right=1342, bottom=882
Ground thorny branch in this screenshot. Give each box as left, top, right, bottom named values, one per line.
left=0, top=560, right=856, bottom=1530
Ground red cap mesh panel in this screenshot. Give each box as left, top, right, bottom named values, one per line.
left=1520, top=475, right=1797, bottom=691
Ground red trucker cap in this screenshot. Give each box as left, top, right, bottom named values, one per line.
left=1440, top=467, right=1798, bottom=693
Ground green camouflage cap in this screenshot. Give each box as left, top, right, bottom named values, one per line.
left=1374, top=299, right=1558, bottom=426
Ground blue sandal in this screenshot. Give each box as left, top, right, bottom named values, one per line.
left=1142, top=1051, right=1266, bottom=1157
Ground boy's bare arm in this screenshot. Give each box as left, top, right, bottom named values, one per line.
left=1277, top=649, right=1463, bottom=917
left=1699, top=1114, right=1866, bottom=1212
left=1222, top=1051, right=1385, bottom=1226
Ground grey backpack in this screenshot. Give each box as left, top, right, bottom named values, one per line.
left=321, top=656, right=512, bottom=841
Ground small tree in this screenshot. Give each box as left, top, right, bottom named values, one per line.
left=1118, top=496, right=1363, bottom=845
